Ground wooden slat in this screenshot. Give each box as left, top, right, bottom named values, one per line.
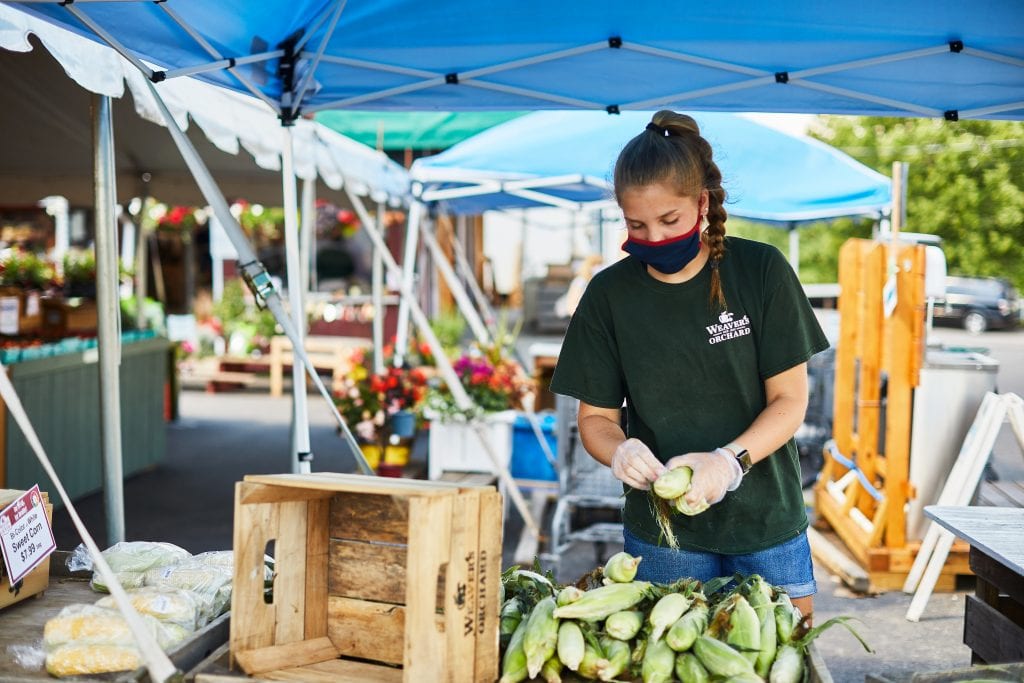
left=327, top=596, right=407, bottom=665
left=445, top=489, right=480, bottom=683
left=274, top=500, right=309, bottom=644
left=330, top=492, right=409, bottom=543
left=262, top=658, right=403, bottom=683
left=244, top=473, right=461, bottom=497
left=328, top=539, right=407, bottom=604
left=305, top=497, right=330, bottom=640
left=404, top=494, right=454, bottom=680
left=984, top=481, right=1024, bottom=508
left=234, top=637, right=338, bottom=675
left=831, top=239, right=861, bottom=458
left=474, top=489, right=504, bottom=683
left=964, top=595, right=1024, bottom=664
left=240, top=483, right=335, bottom=505
left=231, top=484, right=281, bottom=665
left=855, top=243, right=883, bottom=519
left=815, top=489, right=870, bottom=567
left=970, top=546, right=1024, bottom=608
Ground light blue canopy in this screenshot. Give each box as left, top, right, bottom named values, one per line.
left=411, top=111, right=891, bottom=222
left=9, top=2, right=1023, bottom=121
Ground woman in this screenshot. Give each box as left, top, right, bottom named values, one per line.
left=549, top=110, right=828, bottom=618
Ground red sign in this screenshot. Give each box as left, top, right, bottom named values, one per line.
left=0, top=485, right=56, bottom=585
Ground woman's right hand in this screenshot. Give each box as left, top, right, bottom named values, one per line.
left=610, top=438, right=667, bottom=490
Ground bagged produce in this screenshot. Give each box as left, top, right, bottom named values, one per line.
left=45, top=644, right=141, bottom=678
left=68, top=541, right=191, bottom=593
left=497, top=559, right=872, bottom=682
left=95, top=585, right=203, bottom=632
left=143, top=559, right=233, bottom=624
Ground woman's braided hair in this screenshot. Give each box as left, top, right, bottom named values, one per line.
left=613, top=110, right=728, bottom=308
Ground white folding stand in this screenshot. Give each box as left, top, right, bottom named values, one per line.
left=904, top=392, right=1024, bottom=621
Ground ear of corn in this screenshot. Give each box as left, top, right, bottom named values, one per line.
left=648, top=592, right=693, bottom=642
left=653, top=466, right=693, bottom=500
left=768, top=643, right=804, bottom=683
left=552, top=581, right=653, bottom=621
left=755, top=599, right=778, bottom=677
left=693, top=635, right=755, bottom=677
left=500, top=597, right=524, bottom=640
left=674, top=495, right=710, bottom=516
left=603, top=551, right=643, bottom=583
left=556, top=586, right=585, bottom=606
left=577, top=642, right=604, bottom=680
left=540, top=654, right=564, bottom=683
left=641, top=636, right=677, bottom=683
left=556, top=620, right=585, bottom=671
left=726, top=595, right=762, bottom=664
left=605, top=609, right=644, bottom=641
left=775, top=595, right=800, bottom=645
left=499, top=617, right=529, bottom=683
left=666, top=599, right=709, bottom=652
left=596, top=636, right=631, bottom=681
left=746, top=575, right=774, bottom=620
left=674, top=651, right=710, bottom=683
left=730, top=671, right=768, bottom=682
left=523, top=596, right=560, bottom=679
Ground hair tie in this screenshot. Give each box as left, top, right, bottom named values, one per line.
left=646, top=121, right=667, bottom=136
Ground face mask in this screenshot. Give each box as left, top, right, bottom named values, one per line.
left=622, top=212, right=702, bottom=275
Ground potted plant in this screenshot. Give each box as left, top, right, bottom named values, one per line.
left=422, top=340, right=535, bottom=480
left=0, top=249, right=55, bottom=335
left=62, top=248, right=97, bottom=299
left=333, top=346, right=429, bottom=474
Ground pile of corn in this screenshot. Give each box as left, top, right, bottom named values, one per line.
left=498, top=554, right=870, bottom=683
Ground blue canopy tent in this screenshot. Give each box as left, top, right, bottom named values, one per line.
left=11, top=1, right=1023, bottom=120
left=411, top=110, right=892, bottom=222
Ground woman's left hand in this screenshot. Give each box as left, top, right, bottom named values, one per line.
left=665, top=450, right=743, bottom=507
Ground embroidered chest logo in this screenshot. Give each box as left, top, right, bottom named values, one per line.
left=705, top=310, right=751, bottom=345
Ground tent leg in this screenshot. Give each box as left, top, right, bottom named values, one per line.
left=372, top=203, right=386, bottom=375
left=346, top=190, right=540, bottom=536
left=282, top=126, right=312, bottom=474
left=93, top=93, right=125, bottom=545
left=394, top=202, right=422, bottom=366
left=420, top=216, right=490, bottom=345
left=141, top=79, right=374, bottom=476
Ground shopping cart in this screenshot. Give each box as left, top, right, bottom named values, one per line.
left=540, top=394, right=626, bottom=575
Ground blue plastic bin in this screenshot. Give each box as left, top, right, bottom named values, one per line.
left=510, top=412, right=558, bottom=481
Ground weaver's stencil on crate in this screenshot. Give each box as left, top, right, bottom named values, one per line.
left=231, top=473, right=502, bottom=682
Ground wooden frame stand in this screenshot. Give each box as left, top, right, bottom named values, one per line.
left=814, top=238, right=970, bottom=592
left=230, top=473, right=502, bottom=682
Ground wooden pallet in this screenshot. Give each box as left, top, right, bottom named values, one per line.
left=976, top=479, right=1024, bottom=508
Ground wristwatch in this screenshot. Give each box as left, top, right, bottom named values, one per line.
left=721, top=441, right=753, bottom=475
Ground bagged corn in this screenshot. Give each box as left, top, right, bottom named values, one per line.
left=143, top=560, right=233, bottom=624
left=45, top=644, right=141, bottom=678
left=67, top=541, right=191, bottom=593
left=43, top=604, right=180, bottom=651
left=95, top=585, right=202, bottom=632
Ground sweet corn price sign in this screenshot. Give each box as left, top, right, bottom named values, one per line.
left=0, top=485, right=55, bottom=584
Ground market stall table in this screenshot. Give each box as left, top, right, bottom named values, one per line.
left=924, top=505, right=1024, bottom=664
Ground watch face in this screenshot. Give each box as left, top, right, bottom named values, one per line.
left=737, top=451, right=753, bottom=473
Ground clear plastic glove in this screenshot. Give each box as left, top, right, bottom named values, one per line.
left=610, top=438, right=667, bottom=490
left=665, top=449, right=743, bottom=507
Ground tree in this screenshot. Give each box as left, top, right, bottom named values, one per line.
left=811, top=117, right=1024, bottom=292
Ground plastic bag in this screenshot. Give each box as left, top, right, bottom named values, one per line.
left=143, top=561, right=233, bottom=625
left=43, top=604, right=179, bottom=651
left=45, top=644, right=141, bottom=678
left=95, top=586, right=202, bottom=632
left=79, top=541, right=191, bottom=593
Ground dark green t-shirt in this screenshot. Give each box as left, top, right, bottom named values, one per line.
left=549, top=237, right=829, bottom=554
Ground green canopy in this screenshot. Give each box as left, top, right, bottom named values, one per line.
left=314, top=111, right=525, bottom=151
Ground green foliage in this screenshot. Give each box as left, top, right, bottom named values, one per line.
left=429, top=310, right=468, bottom=355
left=214, top=278, right=279, bottom=352
left=0, top=249, right=54, bottom=289
left=62, top=249, right=97, bottom=286
left=811, top=116, right=1024, bottom=291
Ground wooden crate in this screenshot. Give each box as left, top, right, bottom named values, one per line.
left=0, top=490, right=52, bottom=610
left=41, top=297, right=97, bottom=336
left=230, top=473, right=502, bottom=682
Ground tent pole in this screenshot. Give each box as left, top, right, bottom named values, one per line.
left=452, top=216, right=497, bottom=330
left=282, top=126, right=312, bottom=474
left=372, top=203, right=386, bottom=375
left=787, top=221, right=799, bottom=272
left=393, top=201, right=422, bottom=366
left=420, top=218, right=490, bottom=345
left=300, top=178, right=316, bottom=297
left=141, top=79, right=374, bottom=476
left=346, top=189, right=540, bottom=536
left=92, top=93, right=125, bottom=544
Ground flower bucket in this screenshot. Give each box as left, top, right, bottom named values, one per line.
left=427, top=410, right=516, bottom=480
left=358, top=442, right=382, bottom=470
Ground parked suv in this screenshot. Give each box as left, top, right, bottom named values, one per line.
left=933, top=276, right=1021, bottom=333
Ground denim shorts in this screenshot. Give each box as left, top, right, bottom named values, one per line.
left=622, top=528, right=817, bottom=598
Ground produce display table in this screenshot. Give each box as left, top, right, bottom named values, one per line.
left=0, top=335, right=170, bottom=502
left=0, top=552, right=229, bottom=682
left=925, top=505, right=1024, bottom=664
